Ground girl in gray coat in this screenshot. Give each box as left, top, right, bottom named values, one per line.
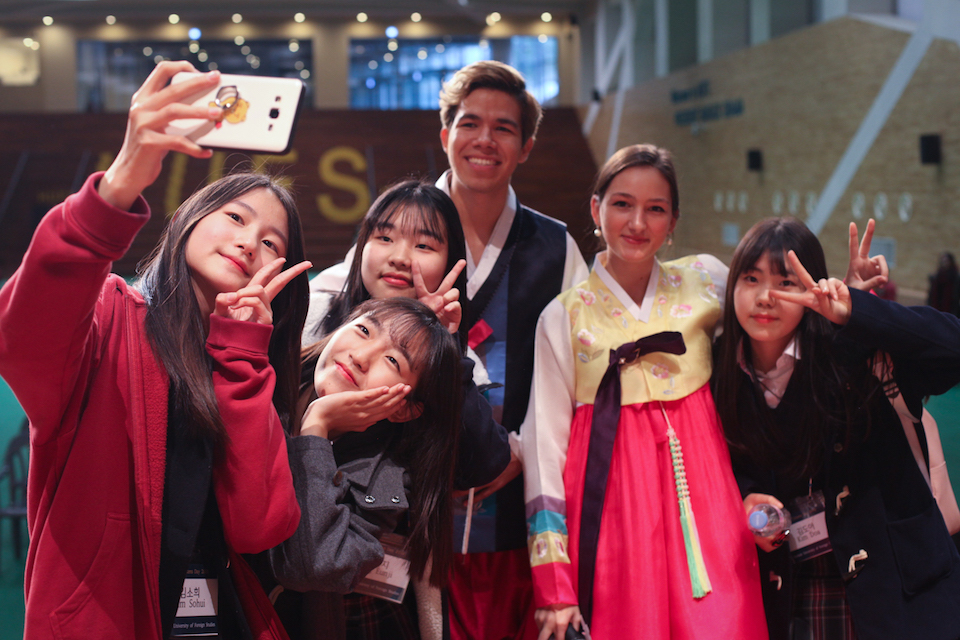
left=269, top=297, right=462, bottom=639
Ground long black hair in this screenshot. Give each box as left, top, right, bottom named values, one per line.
left=318, top=179, right=468, bottom=345
left=304, top=297, right=461, bottom=586
left=137, top=172, right=309, bottom=445
left=713, top=218, right=880, bottom=481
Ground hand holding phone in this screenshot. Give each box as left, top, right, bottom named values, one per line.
left=565, top=625, right=587, bottom=640
left=164, top=72, right=304, bottom=154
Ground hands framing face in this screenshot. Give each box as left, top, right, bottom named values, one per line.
left=300, top=384, right=413, bottom=441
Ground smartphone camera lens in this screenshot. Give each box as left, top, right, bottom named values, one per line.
left=269, top=108, right=280, bottom=119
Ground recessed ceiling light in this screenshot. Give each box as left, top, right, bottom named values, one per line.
left=232, top=13, right=242, bottom=24
left=105, top=15, right=116, bottom=25
left=294, top=12, right=305, bottom=23
left=168, top=14, right=180, bottom=25
left=357, top=12, right=368, bottom=23
left=411, top=12, right=422, bottom=22
left=42, top=16, right=54, bottom=26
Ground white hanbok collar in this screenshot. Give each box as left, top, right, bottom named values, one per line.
left=593, top=253, right=661, bottom=324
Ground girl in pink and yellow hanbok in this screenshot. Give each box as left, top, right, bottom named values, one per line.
left=521, top=145, right=767, bottom=640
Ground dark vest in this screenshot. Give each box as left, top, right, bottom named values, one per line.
left=462, top=202, right=570, bottom=549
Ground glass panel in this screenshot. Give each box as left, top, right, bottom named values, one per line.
left=349, top=35, right=558, bottom=110
left=77, top=39, right=313, bottom=113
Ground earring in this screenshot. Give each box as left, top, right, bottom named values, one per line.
left=593, top=226, right=602, bottom=237
left=666, top=234, right=674, bottom=246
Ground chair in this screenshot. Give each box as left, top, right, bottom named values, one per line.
left=0, top=418, right=29, bottom=569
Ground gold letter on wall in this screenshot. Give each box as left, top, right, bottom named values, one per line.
left=317, top=146, right=370, bottom=224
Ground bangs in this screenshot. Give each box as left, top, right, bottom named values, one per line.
left=377, top=204, right=448, bottom=246
left=382, top=312, right=434, bottom=378
left=349, top=298, right=442, bottom=381
left=732, top=217, right=824, bottom=281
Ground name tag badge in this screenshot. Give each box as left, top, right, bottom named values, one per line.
left=354, top=533, right=411, bottom=604
left=172, top=564, right=219, bottom=637
left=788, top=491, right=832, bottom=563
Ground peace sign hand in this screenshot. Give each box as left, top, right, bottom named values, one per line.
left=214, top=257, right=312, bottom=324
left=769, top=250, right=852, bottom=326
left=414, top=259, right=466, bottom=334
left=844, top=219, right=889, bottom=292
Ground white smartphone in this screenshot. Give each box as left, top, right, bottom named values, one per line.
left=165, top=72, right=304, bottom=154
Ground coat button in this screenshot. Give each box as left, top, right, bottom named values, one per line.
left=834, top=442, right=843, bottom=453
left=332, top=471, right=343, bottom=486
left=391, top=496, right=401, bottom=504
left=365, top=495, right=376, bottom=504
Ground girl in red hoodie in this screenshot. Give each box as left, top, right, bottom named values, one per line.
left=0, top=61, right=308, bottom=639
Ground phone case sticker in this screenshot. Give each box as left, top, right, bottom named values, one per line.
left=210, top=86, right=248, bottom=126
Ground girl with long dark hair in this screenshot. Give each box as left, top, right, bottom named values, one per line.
left=305, top=179, right=467, bottom=345
left=713, top=217, right=960, bottom=639
left=269, top=298, right=462, bottom=639
left=271, top=180, right=509, bottom=640
left=0, top=61, right=309, bottom=640
left=521, top=144, right=768, bottom=640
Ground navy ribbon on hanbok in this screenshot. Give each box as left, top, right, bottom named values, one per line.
left=578, top=330, right=686, bottom=626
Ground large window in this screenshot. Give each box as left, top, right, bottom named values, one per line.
left=77, top=38, right=313, bottom=113
left=349, top=35, right=558, bottom=110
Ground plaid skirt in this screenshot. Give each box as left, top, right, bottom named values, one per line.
left=791, top=554, right=857, bottom=640
left=343, top=592, right=420, bottom=640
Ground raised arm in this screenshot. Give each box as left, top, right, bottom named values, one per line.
left=0, top=62, right=223, bottom=439
left=772, top=250, right=960, bottom=408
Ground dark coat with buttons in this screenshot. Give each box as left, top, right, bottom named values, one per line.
left=267, top=423, right=410, bottom=640
left=269, top=423, right=408, bottom=594
left=730, top=289, right=960, bottom=640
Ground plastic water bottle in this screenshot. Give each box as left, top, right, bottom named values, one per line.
left=747, top=504, right=791, bottom=536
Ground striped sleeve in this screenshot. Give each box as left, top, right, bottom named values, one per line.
left=520, top=298, right=579, bottom=607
